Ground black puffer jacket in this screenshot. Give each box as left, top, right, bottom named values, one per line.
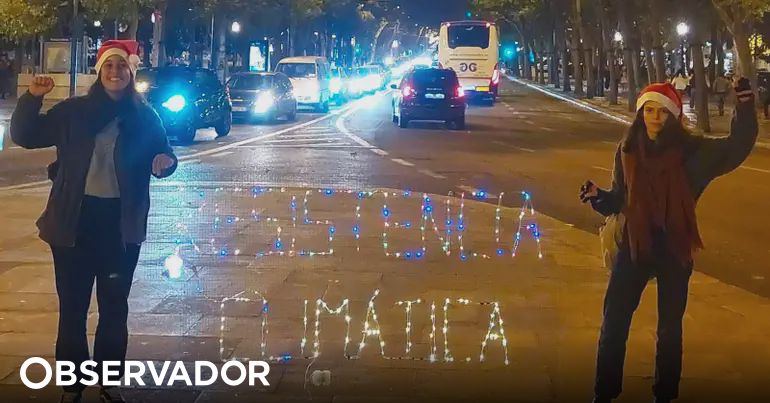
left=10, top=91, right=177, bottom=247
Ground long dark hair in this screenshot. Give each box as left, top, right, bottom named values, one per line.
left=621, top=108, right=694, bottom=154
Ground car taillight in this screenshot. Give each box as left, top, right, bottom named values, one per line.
left=491, top=64, right=500, bottom=85
left=456, top=87, right=465, bottom=98
left=402, top=85, right=414, bottom=98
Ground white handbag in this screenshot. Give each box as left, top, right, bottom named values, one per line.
left=599, top=213, right=625, bottom=270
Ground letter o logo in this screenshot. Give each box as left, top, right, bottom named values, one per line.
left=20, top=357, right=52, bottom=390
left=469, top=63, right=478, bottom=72
left=459, top=63, right=468, bottom=72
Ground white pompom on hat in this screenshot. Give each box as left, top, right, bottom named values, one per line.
left=95, top=40, right=141, bottom=76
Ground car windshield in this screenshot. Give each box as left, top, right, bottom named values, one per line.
left=411, top=69, right=458, bottom=90
left=448, top=24, right=490, bottom=49
left=229, top=75, right=273, bottom=89
left=331, top=69, right=342, bottom=78
left=136, top=68, right=194, bottom=85
left=275, top=63, right=316, bottom=78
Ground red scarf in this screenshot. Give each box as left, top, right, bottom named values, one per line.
left=622, top=133, right=703, bottom=266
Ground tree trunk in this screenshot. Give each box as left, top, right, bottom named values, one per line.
left=732, top=28, right=756, bottom=90
left=596, top=31, right=605, bottom=97
left=653, top=46, right=666, bottom=82
left=708, top=26, right=718, bottom=85
left=549, top=30, right=557, bottom=85
left=585, top=47, right=595, bottom=98
left=616, top=0, right=637, bottom=111
left=562, top=45, right=571, bottom=92
left=715, top=29, right=724, bottom=77
left=522, top=36, right=532, bottom=79
left=631, top=45, right=643, bottom=89
left=691, top=41, right=711, bottom=132
left=570, top=29, right=584, bottom=96
left=601, top=12, right=617, bottom=104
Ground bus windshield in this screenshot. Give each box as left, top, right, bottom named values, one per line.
left=448, top=24, right=490, bottom=49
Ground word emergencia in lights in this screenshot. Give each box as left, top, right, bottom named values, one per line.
left=167, top=187, right=543, bottom=269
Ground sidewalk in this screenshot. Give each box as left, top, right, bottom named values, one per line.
left=510, top=77, right=770, bottom=148
left=0, top=182, right=769, bottom=402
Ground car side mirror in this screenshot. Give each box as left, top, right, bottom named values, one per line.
left=390, top=84, right=398, bottom=89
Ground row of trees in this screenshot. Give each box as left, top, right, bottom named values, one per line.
left=473, top=0, right=770, bottom=132
left=0, top=1, right=419, bottom=70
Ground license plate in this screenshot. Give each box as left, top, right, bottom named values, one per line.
left=425, top=93, right=445, bottom=99
left=475, top=86, right=490, bottom=92
left=232, top=106, right=247, bottom=112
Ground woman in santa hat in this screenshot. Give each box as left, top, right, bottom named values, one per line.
left=579, top=79, right=757, bottom=403
left=11, top=40, right=177, bottom=403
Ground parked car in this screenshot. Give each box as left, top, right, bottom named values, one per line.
left=136, top=66, right=231, bottom=144
left=274, top=56, right=332, bottom=112
left=391, top=67, right=466, bottom=130
left=226, top=72, right=297, bottom=122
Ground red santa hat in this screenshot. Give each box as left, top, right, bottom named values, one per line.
left=636, top=82, right=683, bottom=118
left=95, top=40, right=141, bottom=76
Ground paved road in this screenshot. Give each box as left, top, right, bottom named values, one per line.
left=2, top=79, right=769, bottom=300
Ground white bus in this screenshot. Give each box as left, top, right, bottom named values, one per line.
left=438, top=20, right=500, bottom=103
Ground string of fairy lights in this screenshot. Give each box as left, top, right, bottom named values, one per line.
left=165, top=185, right=542, bottom=365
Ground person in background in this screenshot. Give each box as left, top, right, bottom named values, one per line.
left=580, top=78, right=757, bottom=403
left=10, top=40, right=177, bottom=403
left=0, top=56, right=11, bottom=99
left=670, top=70, right=688, bottom=99
left=712, top=73, right=731, bottom=116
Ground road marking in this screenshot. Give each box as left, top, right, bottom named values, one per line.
left=456, top=185, right=496, bottom=198
left=491, top=140, right=535, bottom=153
left=179, top=158, right=200, bottom=166
left=391, top=158, right=415, bottom=167
left=592, top=166, right=612, bottom=172
left=0, top=180, right=51, bottom=192
left=247, top=144, right=371, bottom=149
left=506, top=75, right=632, bottom=125
left=418, top=169, right=447, bottom=179
left=265, top=137, right=343, bottom=144
left=176, top=102, right=359, bottom=162
left=335, top=99, right=389, bottom=158
left=542, top=127, right=555, bottom=132
left=210, top=151, right=234, bottom=158
left=602, top=140, right=617, bottom=145
left=739, top=165, right=770, bottom=174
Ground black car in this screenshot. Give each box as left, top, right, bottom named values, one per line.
left=136, top=67, right=232, bottom=144
left=226, top=72, right=297, bottom=122
left=391, top=68, right=466, bottom=130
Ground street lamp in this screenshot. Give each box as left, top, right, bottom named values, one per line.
left=676, top=22, right=689, bottom=36
left=93, top=20, right=101, bottom=27
left=231, top=21, right=241, bottom=33
left=613, top=31, right=623, bottom=43
left=677, top=22, right=689, bottom=71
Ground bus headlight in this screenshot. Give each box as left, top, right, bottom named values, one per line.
left=162, top=95, right=186, bottom=112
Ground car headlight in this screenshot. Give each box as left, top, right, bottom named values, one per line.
left=254, top=92, right=275, bottom=113
left=162, top=95, right=186, bottom=112
left=136, top=81, right=150, bottom=93
left=330, top=78, right=342, bottom=94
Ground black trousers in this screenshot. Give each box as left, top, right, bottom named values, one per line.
left=594, top=244, right=692, bottom=400
left=51, top=196, right=141, bottom=393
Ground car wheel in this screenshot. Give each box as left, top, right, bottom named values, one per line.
left=453, top=117, right=466, bottom=130
left=392, top=113, right=398, bottom=124
left=215, top=113, right=232, bottom=137
left=287, top=105, right=297, bottom=121
left=398, top=115, right=409, bottom=128
left=178, top=126, right=196, bottom=145
left=321, top=100, right=330, bottom=113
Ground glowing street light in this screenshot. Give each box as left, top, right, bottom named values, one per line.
left=231, top=21, right=241, bottom=33
left=391, top=40, right=399, bottom=49
left=613, top=31, right=623, bottom=43
left=676, top=22, right=689, bottom=37
left=93, top=20, right=101, bottom=27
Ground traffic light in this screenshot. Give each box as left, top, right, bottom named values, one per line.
left=466, top=11, right=472, bottom=18
left=503, top=46, right=516, bottom=60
